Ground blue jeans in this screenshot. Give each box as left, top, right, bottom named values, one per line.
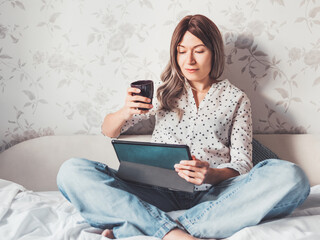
left=57, top=158, right=310, bottom=239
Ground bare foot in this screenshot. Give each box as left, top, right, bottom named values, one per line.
left=163, top=228, right=217, bottom=240
left=101, top=229, right=115, bottom=239
left=163, top=228, right=200, bottom=240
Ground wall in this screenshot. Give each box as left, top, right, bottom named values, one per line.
left=1, top=0, right=320, bottom=152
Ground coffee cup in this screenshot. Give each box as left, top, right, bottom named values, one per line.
left=130, top=80, right=154, bottom=110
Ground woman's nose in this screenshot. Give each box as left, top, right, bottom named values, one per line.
left=187, top=52, right=196, bottom=65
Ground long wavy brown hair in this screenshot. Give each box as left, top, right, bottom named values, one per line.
left=157, top=14, right=225, bottom=115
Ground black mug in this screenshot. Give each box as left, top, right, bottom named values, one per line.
left=130, top=80, right=154, bottom=110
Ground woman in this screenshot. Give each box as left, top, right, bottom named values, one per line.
left=57, top=15, right=310, bottom=239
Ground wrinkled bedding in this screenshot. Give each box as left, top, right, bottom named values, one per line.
left=0, top=179, right=320, bottom=240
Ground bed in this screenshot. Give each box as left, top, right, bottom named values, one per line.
left=0, top=134, right=320, bottom=240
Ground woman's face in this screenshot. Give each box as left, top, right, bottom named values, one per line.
left=177, top=31, right=212, bottom=85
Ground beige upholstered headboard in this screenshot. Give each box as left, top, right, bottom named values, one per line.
left=0, top=134, right=319, bottom=191
left=254, top=134, right=320, bottom=187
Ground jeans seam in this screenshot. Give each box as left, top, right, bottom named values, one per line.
left=153, top=222, right=178, bottom=239
left=270, top=188, right=310, bottom=211
left=182, top=167, right=258, bottom=237
left=183, top=185, right=241, bottom=237
left=177, top=215, right=192, bottom=234
left=246, top=160, right=267, bottom=182
left=215, top=174, right=246, bottom=188
left=138, top=198, right=178, bottom=238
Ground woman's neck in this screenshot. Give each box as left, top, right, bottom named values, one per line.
left=188, top=79, right=214, bottom=94
left=188, top=80, right=213, bottom=109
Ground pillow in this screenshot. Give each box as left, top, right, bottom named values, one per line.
left=252, top=138, right=279, bottom=166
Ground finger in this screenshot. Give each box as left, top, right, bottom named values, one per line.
left=174, top=164, right=183, bottom=171
left=178, top=171, right=203, bottom=185
left=177, top=157, right=197, bottom=166
left=128, top=102, right=153, bottom=110
left=182, top=159, right=210, bottom=168
left=127, top=95, right=152, bottom=106
left=175, top=164, right=197, bottom=171
left=179, top=160, right=198, bottom=166
left=180, top=169, right=203, bottom=179
left=127, top=87, right=141, bottom=95
left=130, top=95, right=152, bottom=103
left=175, top=165, right=209, bottom=181
left=179, top=160, right=208, bottom=168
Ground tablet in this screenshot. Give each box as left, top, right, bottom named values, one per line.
left=111, top=139, right=192, bottom=170
left=111, top=139, right=194, bottom=192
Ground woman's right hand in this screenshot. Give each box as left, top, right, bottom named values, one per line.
left=101, top=87, right=153, bottom=138
left=120, top=87, right=153, bottom=120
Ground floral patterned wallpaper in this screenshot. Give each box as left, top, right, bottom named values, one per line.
left=0, top=0, right=320, bottom=152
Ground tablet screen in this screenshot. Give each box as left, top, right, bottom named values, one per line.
left=112, top=140, right=191, bottom=170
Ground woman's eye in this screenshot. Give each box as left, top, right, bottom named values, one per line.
left=178, top=51, right=186, bottom=54
left=195, top=50, right=204, bottom=53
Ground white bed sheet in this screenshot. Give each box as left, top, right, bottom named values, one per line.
left=0, top=179, right=320, bottom=240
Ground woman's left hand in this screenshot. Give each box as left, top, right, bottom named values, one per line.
left=174, top=155, right=212, bottom=185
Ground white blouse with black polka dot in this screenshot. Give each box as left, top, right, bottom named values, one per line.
left=121, top=79, right=253, bottom=191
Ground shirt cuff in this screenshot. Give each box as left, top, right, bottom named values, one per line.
left=217, top=162, right=251, bottom=175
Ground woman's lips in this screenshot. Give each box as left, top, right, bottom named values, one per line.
left=185, top=68, right=198, bottom=73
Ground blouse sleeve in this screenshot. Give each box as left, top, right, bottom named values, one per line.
left=217, top=94, right=253, bottom=175
left=120, top=111, right=154, bottom=134
left=119, top=98, right=158, bottom=135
